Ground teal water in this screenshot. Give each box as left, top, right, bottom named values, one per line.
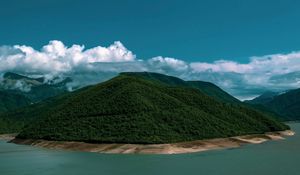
left=1, top=123, right=300, bottom=175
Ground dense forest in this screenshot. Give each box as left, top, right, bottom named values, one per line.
left=247, top=89, right=300, bottom=121
left=0, top=90, right=31, bottom=113
left=13, top=73, right=288, bottom=144
left=121, top=72, right=241, bottom=104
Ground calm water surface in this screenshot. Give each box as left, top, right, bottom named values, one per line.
left=1, top=123, right=299, bottom=175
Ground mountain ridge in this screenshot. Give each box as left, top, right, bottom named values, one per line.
left=13, top=72, right=288, bottom=144
left=0, top=72, right=71, bottom=104
left=246, top=89, right=300, bottom=121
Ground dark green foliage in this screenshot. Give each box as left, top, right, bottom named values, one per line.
left=0, top=89, right=73, bottom=134
left=1, top=72, right=70, bottom=103
left=16, top=73, right=289, bottom=144
left=0, top=72, right=71, bottom=132
left=24, top=84, right=68, bottom=102
left=246, top=89, right=300, bottom=121
left=187, top=81, right=240, bottom=104
left=0, top=91, right=31, bottom=113
left=0, top=118, right=24, bottom=134
left=121, top=72, right=241, bottom=104
left=264, top=89, right=300, bottom=121
left=245, top=91, right=279, bottom=105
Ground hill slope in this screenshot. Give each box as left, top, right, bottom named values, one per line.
left=121, top=72, right=240, bottom=104
left=16, top=73, right=288, bottom=144
left=1, top=72, right=71, bottom=103
left=245, top=91, right=280, bottom=105
left=246, top=89, right=300, bottom=121
left=0, top=90, right=31, bottom=113
left=263, top=89, right=300, bottom=121
left=122, top=73, right=277, bottom=118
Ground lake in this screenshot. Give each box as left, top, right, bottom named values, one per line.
left=0, top=123, right=299, bottom=175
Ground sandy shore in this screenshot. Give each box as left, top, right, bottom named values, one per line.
left=0, top=133, right=18, bottom=141
left=2, top=130, right=294, bottom=154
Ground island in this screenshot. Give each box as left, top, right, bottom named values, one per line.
left=0, top=72, right=293, bottom=154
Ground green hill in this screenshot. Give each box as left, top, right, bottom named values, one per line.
left=121, top=72, right=240, bottom=104
left=248, top=89, right=300, bottom=121
left=270, top=89, right=300, bottom=121
left=245, top=91, right=280, bottom=105
left=14, top=73, right=288, bottom=144
left=0, top=90, right=31, bottom=113
left=122, top=73, right=276, bottom=118
left=0, top=90, right=32, bottom=133
left=187, top=81, right=240, bottom=104
left=0, top=88, right=74, bottom=133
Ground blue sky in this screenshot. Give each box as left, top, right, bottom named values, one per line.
left=1, top=0, right=300, bottom=62
left=1, top=0, right=300, bottom=99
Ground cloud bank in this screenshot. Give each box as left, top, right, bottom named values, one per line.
left=1, top=40, right=300, bottom=100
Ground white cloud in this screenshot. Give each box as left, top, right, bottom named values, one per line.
left=187, top=52, right=300, bottom=99
left=149, top=56, right=189, bottom=72
left=84, top=41, right=135, bottom=62
left=1, top=40, right=300, bottom=100
left=190, top=60, right=252, bottom=73
left=0, top=40, right=136, bottom=75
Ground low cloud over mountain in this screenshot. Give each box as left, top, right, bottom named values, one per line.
left=1, top=40, right=300, bottom=100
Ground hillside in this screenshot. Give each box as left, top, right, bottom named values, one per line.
left=0, top=72, right=71, bottom=102
left=121, top=72, right=240, bottom=104
left=246, top=89, right=300, bottom=121
left=245, top=91, right=280, bottom=105
left=0, top=72, right=241, bottom=131
left=0, top=72, right=71, bottom=132
left=14, top=73, right=288, bottom=144
left=0, top=90, right=31, bottom=113
left=0, top=90, right=31, bottom=133
left=262, top=89, right=299, bottom=121
left=122, top=73, right=277, bottom=118
left=0, top=88, right=74, bottom=133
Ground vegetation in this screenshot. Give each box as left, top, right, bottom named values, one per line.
left=1, top=72, right=70, bottom=103
left=246, top=89, right=300, bottom=121
left=0, top=90, right=31, bottom=113
left=267, top=90, right=299, bottom=121
left=0, top=118, right=24, bottom=134
left=13, top=73, right=288, bottom=144
left=245, top=91, right=279, bottom=105
left=121, top=72, right=241, bottom=104
left=187, top=81, right=240, bottom=104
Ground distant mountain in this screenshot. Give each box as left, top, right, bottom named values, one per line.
left=9, top=72, right=287, bottom=144
left=246, top=89, right=300, bottom=121
left=245, top=91, right=280, bottom=105
left=0, top=72, right=71, bottom=103
left=3, top=72, right=45, bottom=84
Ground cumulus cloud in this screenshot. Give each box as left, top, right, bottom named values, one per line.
left=0, top=40, right=135, bottom=75
left=148, top=56, right=189, bottom=72
left=188, top=52, right=300, bottom=99
left=1, top=40, right=300, bottom=100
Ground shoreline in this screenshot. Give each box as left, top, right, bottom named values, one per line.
left=0, top=133, right=18, bottom=141
left=1, top=130, right=294, bottom=154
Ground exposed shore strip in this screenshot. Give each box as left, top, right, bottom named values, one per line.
left=1, top=130, right=295, bottom=154
left=0, top=134, right=18, bottom=141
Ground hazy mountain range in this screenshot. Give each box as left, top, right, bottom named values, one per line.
left=0, top=72, right=72, bottom=113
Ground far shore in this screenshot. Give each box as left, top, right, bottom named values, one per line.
left=0, top=130, right=295, bottom=154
